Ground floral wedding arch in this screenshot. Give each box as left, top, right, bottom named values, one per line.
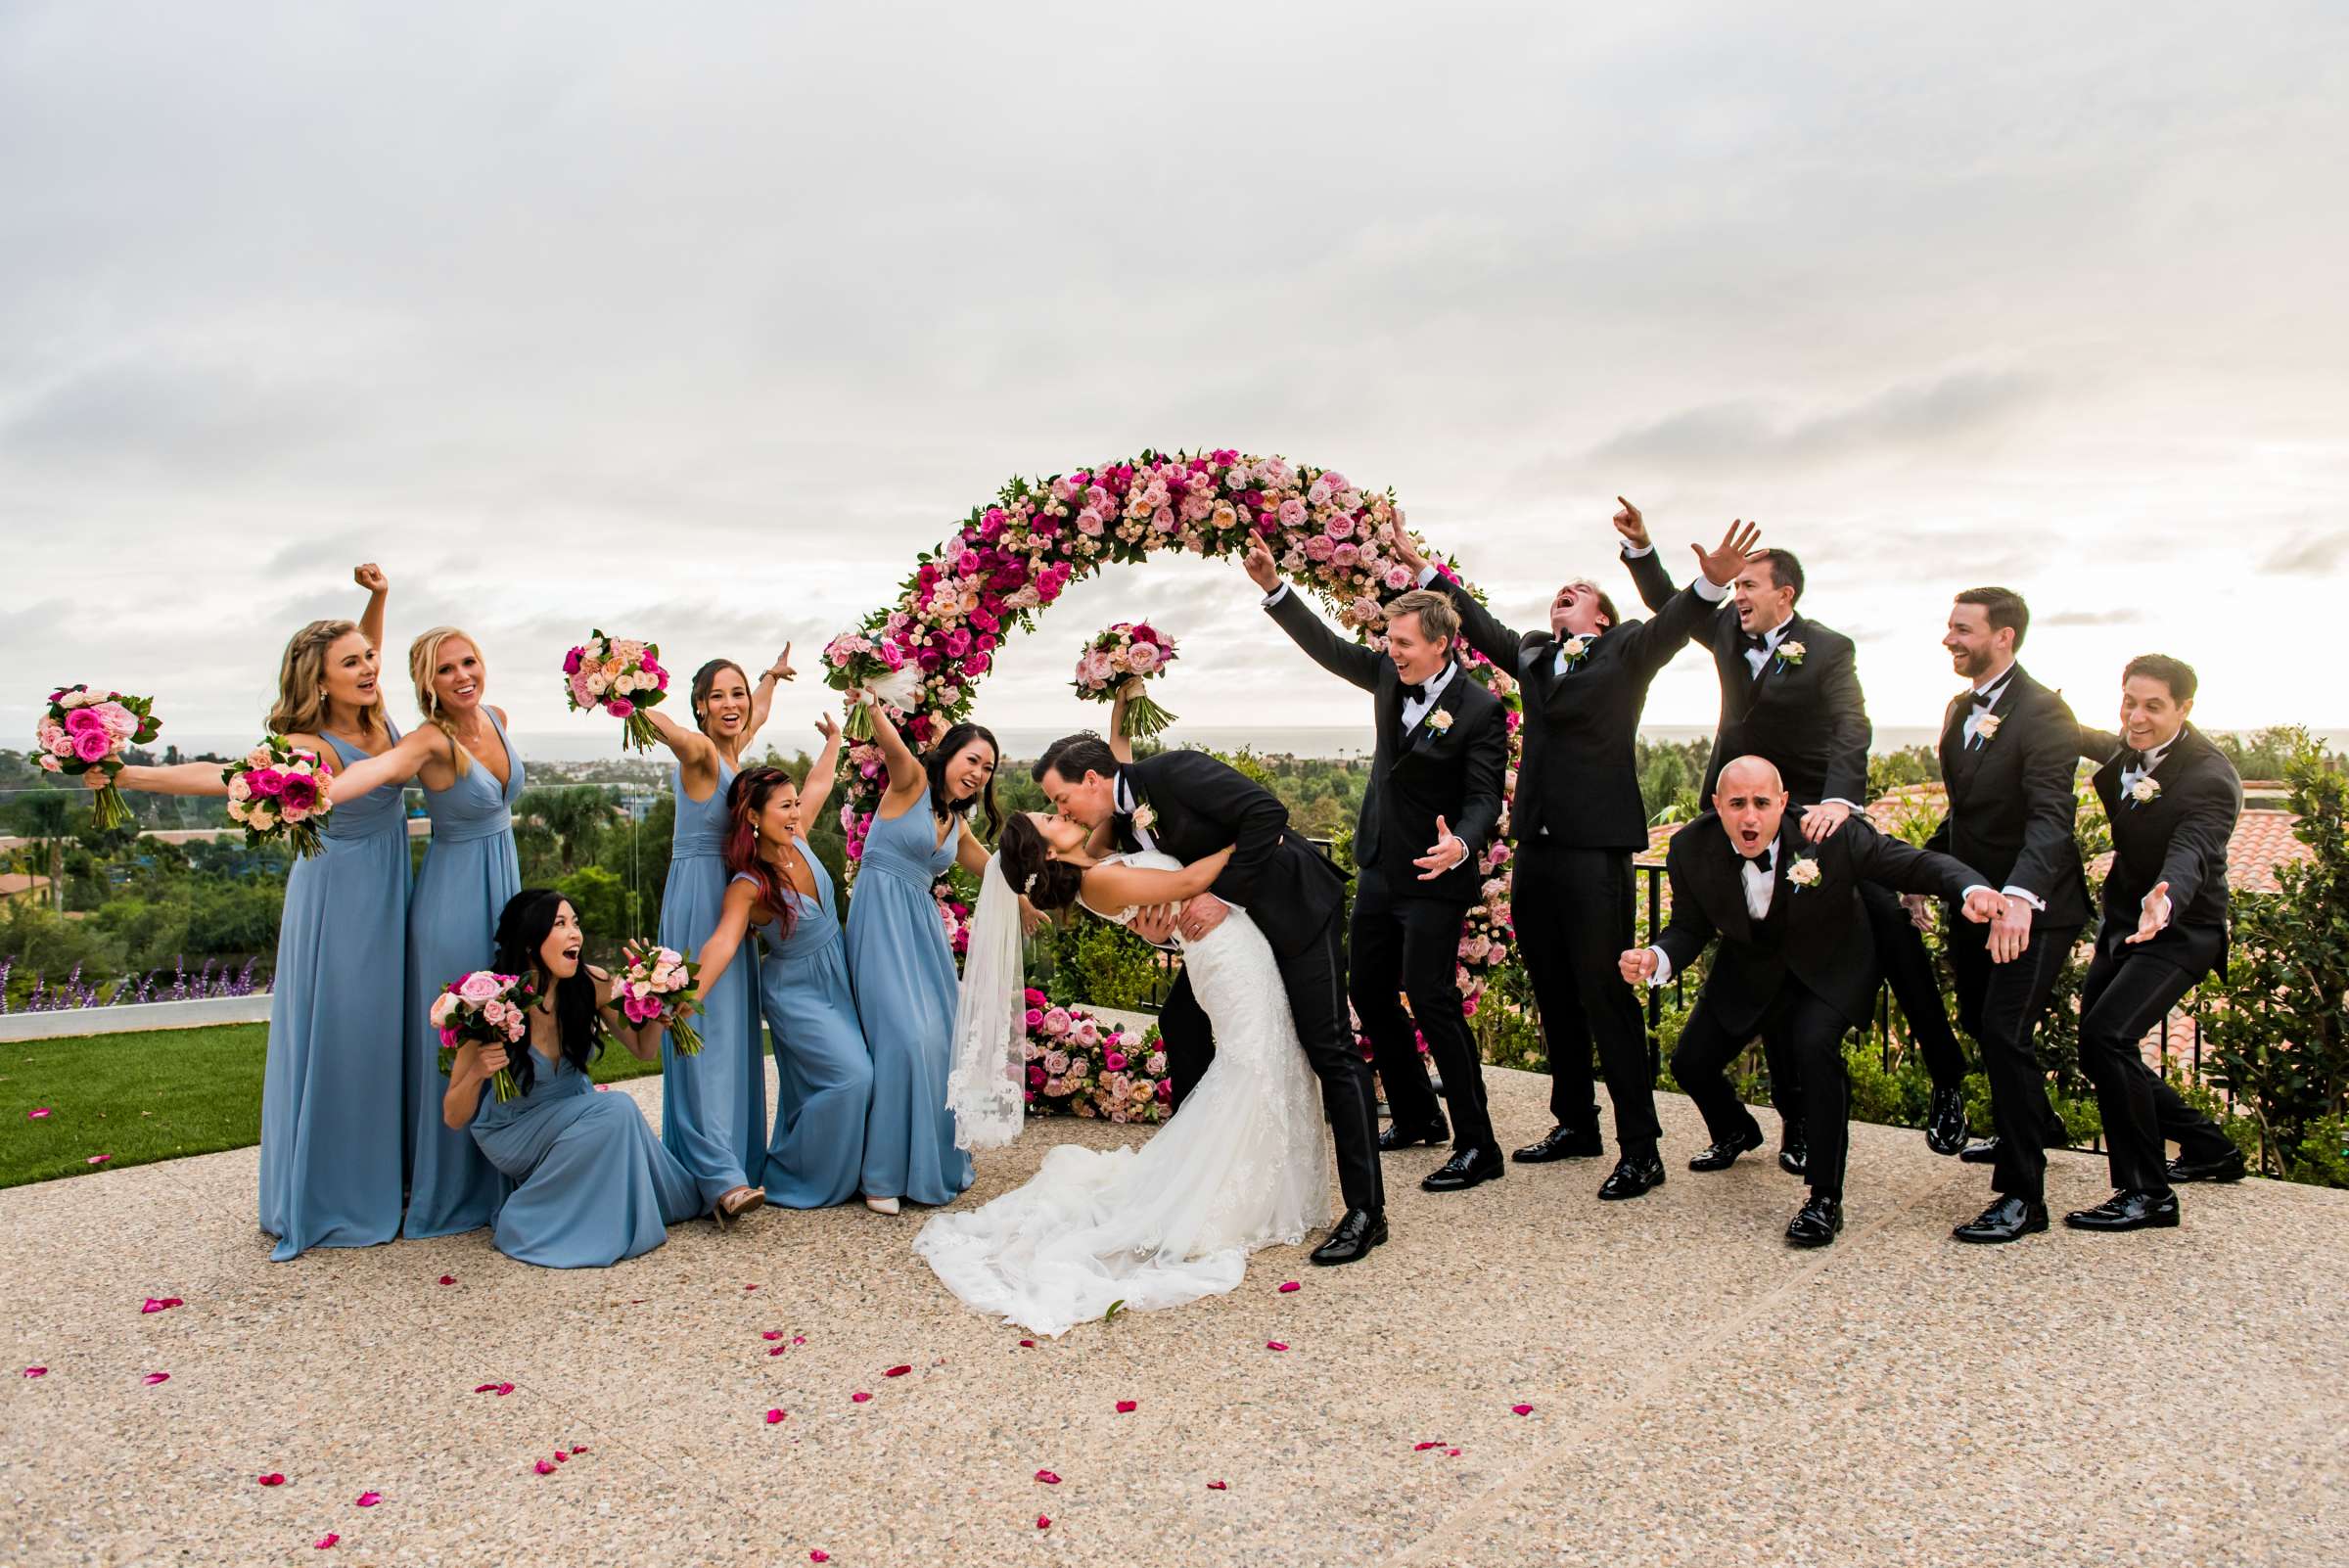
left=828, top=449, right=1520, bottom=1011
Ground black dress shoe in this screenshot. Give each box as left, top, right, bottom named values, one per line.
left=1687, top=1122, right=1766, bottom=1173
left=1925, top=1086, right=1968, bottom=1156
left=2166, top=1147, right=2247, bottom=1183
left=1309, top=1207, right=1388, bottom=1266
left=1784, top=1194, right=1844, bottom=1248
left=1777, top=1136, right=1809, bottom=1177
left=1958, top=1135, right=2003, bottom=1165
left=1421, top=1146, right=1505, bottom=1192
left=2062, top=1188, right=2181, bottom=1231
left=1595, top=1152, right=1665, bottom=1201
left=1377, top=1120, right=1449, bottom=1153
left=1512, top=1124, right=1605, bottom=1164
left=1952, top=1196, right=2050, bottom=1244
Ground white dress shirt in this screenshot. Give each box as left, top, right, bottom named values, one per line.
left=1399, top=659, right=1457, bottom=733
left=1961, top=665, right=2016, bottom=749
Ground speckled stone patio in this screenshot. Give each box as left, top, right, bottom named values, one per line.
left=5, top=1065, right=2343, bottom=1568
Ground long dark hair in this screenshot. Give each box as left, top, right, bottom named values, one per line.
left=722, top=766, right=800, bottom=943
left=489, top=889, right=603, bottom=1094
left=997, top=812, right=1083, bottom=912
left=922, top=720, right=1002, bottom=837
left=691, top=658, right=751, bottom=740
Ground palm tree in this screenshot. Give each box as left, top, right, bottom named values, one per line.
left=516, top=785, right=617, bottom=874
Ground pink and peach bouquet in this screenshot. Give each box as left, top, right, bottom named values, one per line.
left=219, top=735, right=336, bottom=858
left=430, top=970, right=536, bottom=1101
left=615, top=944, right=704, bottom=1055
left=1073, top=622, right=1180, bottom=738
left=820, top=626, right=924, bottom=741
left=34, top=686, right=160, bottom=830
left=562, top=630, right=669, bottom=753
left=1022, top=988, right=1169, bottom=1125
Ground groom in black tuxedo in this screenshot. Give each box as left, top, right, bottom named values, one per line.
left=1034, top=735, right=1388, bottom=1265
left=1383, top=512, right=1756, bottom=1201
left=1245, top=545, right=1511, bottom=1196
left=1624, top=756, right=2004, bottom=1246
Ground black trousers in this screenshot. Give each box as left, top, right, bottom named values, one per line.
left=1511, top=838, right=1660, bottom=1152
left=1860, top=880, right=1966, bottom=1091
left=2076, top=943, right=2234, bottom=1194
left=1673, top=982, right=1855, bottom=1198
left=1945, top=912, right=2076, bottom=1200
left=1350, top=863, right=1496, bottom=1156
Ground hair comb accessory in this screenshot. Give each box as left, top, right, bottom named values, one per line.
left=1023, top=872, right=1039, bottom=896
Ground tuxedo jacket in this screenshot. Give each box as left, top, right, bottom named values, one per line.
left=1114, top=748, right=1347, bottom=961
left=1626, top=549, right=1870, bottom=805
left=1265, top=587, right=1507, bottom=903
left=1440, top=573, right=1714, bottom=850
left=1922, top=665, right=2093, bottom=929
left=1655, top=813, right=1986, bottom=1035
left=2078, top=721, right=2240, bottom=974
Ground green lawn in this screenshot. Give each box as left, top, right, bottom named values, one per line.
left=0, top=1023, right=666, bottom=1190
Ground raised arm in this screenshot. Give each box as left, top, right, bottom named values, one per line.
left=1615, top=520, right=1753, bottom=678
left=797, top=711, right=846, bottom=829
left=323, top=725, right=440, bottom=804
left=1142, top=749, right=1289, bottom=908
left=1247, top=541, right=1383, bottom=692
left=736, top=643, right=796, bottom=756
left=643, top=707, right=721, bottom=788
left=1388, top=525, right=1526, bottom=671
left=354, top=563, right=389, bottom=655
left=1106, top=686, right=1136, bottom=765
left=866, top=696, right=928, bottom=806
left=1613, top=498, right=1681, bottom=622
left=691, top=880, right=760, bottom=1000
left=109, top=761, right=232, bottom=798
left=1079, top=845, right=1237, bottom=909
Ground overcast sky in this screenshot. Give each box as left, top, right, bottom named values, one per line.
left=4, top=1, right=2344, bottom=752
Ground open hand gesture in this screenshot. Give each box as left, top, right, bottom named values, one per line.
left=813, top=710, right=841, bottom=745
left=1692, top=520, right=1761, bottom=587
left=767, top=643, right=797, bottom=682
left=1611, top=497, right=1650, bottom=551
left=1384, top=523, right=1429, bottom=578
left=1243, top=541, right=1280, bottom=594
left=1413, top=814, right=1468, bottom=880
left=352, top=563, right=389, bottom=594
left=2127, top=880, right=2173, bottom=945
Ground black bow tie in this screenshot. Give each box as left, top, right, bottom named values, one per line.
left=1402, top=679, right=1429, bottom=702
left=1741, top=631, right=1773, bottom=654
left=1742, top=846, right=1776, bottom=871
left=1971, top=688, right=2002, bottom=708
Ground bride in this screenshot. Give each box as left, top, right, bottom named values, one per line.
left=912, top=794, right=1330, bottom=1336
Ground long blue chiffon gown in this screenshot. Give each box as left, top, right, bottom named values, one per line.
left=656, top=761, right=766, bottom=1203
left=257, top=726, right=411, bottom=1262
left=469, top=1046, right=703, bottom=1268
left=741, top=847, right=874, bottom=1208
left=844, top=788, right=972, bottom=1206
left=400, top=713, right=521, bottom=1236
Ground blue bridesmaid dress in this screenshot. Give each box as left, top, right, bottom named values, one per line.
left=656, top=761, right=766, bottom=1203
left=740, top=847, right=874, bottom=1208
left=400, top=713, right=522, bottom=1236
left=469, top=1046, right=703, bottom=1268
left=843, top=787, right=972, bottom=1205
left=256, top=726, right=411, bottom=1261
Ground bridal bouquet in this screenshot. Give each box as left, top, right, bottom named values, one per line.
left=34, top=686, right=161, bottom=830
left=615, top=944, right=704, bottom=1054
left=219, top=736, right=335, bottom=858
left=431, top=971, right=534, bottom=1100
left=562, top=631, right=669, bottom=752
left=821, top=626, right=923, bottom=740
left=1072, top=623, right=1179, bottom=738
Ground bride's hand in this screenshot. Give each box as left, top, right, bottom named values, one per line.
left=1129, top=903, right=1179, bottom=945
left=1018, top=894, right=1047, bottom=938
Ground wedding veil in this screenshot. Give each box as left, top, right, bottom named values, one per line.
left=944, top=853, right=1028, bottom=1151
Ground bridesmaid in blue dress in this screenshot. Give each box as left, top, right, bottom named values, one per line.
left=846, top=699, right=1031, bottom=1212
left=321, top=621, right=519, bottom=1237
left=692, top=715, right=872, bottom=1208
left=641, top=646, right=799, bottom=1225
left=113, top=565, right=411, bottom=1262
left=446, top=890, right=704, bottom=1268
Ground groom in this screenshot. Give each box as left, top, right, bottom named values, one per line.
left=1034, top=735, right=1388, bottom=1265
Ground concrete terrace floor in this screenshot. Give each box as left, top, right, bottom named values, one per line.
left=4, top=1065, right=2343, bottom=1568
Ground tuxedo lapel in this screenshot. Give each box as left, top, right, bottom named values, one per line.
left=1705, top=829, right=1755, bottom=945
left=1409, top=667, right=1470, bottom=753
left=1938, top=691, right=1971, bottom=783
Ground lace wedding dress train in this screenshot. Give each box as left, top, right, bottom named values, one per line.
left=913, top=853, right=1330, bottom=1336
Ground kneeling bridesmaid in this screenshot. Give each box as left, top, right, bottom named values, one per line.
left=444, top=890, right=705, bottom=1268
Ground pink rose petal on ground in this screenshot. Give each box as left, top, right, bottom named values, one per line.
left=23, top=1366, right=47, bottom=1377
left=792, top=1335, right=805, bottom=1345
left=144, top=1372, right=169, bottom=1385
left=257, top=1473, right=287, bottom=1486
left=354, top=1492, right=382, bottom=1507
left=1266, top=1341, right=1288, bottom=1352
left=473, top=1383, right=499, bottom=1393
left=1115, top=1400, right=1137, bottom=1413
left=768, top=1346, right=787, bottom=1357
left=811, top=1554, right=830, bottom=1563
left=1036, top=1515, right=1051, bottom=1530
left=1277, top=1280, right=1300, bottom=1293
left=552, top=1452, right=568, bottom=1463
left=883, top=1364, right=910, bottom=1378
left=438, top=1275, right=457, bottom=1285
left=496, top=1383, right=514, bottom=1396
left=26, top=1107, right=52, bottom=1120
left=533, top=1459, right=555, bottom=1475
left=569, top=1446, right=588, bottom=1455
left=761, top=1331, right=786, bottom=1341
left=1447, top=1448, right=1461, bottom=1457
left=1035, top=1469, right=1061, bottom=1485
left=1414, top=1441, right=1443, bottom=1452
left=1018, top=1339, right=1035, bottom=1348
left=140, top=1297, right=183, bottom=1314
left=1511, top=1403, right=1534, bottom=1415
left=86, top=1154, right=111, bottom=1165
left=851, top=1391, right=871, bottom=1404
left=744, top=1283, right=759, bottom=1291
left=764, top=1408, right=786, bottom=1425
left=314, top=1534, right=339, bottom=1549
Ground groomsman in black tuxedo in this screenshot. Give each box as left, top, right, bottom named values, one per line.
left=1244, top=545, right=1512, bottom=1194
left=1914, top=589, right=2092, bottom=1242
left=1622, top=757, right=2004, bottom=1246
left=1383, top=512, right=1756, bottom=1201
left=1618, top=504, right=1971, bottom=1168
left=2065, top=656, right=2246, bottom=1231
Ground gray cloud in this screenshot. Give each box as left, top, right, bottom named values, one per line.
left=2042, top=610, right=2144, bottom=628
left=2262, top=530, right=2349, bottom=576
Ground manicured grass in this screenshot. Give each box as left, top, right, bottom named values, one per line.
left=0, top=1022, right=666, bottom=1190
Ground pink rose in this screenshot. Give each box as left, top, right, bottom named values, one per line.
left=606, top=697, right=635, bottom=717
left=1104, top=1051, right=1128, bottom=1073
left=456, top=971, right=504, bottom=1004
left=1332, top=542, right=1359, bottom=568
left=1385, top=565, right=1413, bottom=590
left=1305, top=533, right=1337, bottom=563
left=277, top=774, right=318, bottom=812
left=1042, top=1008, right=1072, bottom=1036
left=72, top=728, right=114, bottom=764
left=37, top=755, right=61, bottom=772
left=1025, top=1008, right=1044, bottom=1029
left=439, top=1026, right=459, bottom=1048
left=1325, top=514, right=1357, bottom=540
left=564, top=648, right=583, bottom=674
left=1126, top=641, right=1160, bottom=673
left=1077, top=510, right=1106, bottom=536
left=64, top=707, right=106, bottom=736
left=1277, top=497, right=1308, bottom=528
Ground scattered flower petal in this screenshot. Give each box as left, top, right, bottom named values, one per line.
left=764, top=1408, right=786, bottom=1425
left=533, top=1459, right=555, bottom=1476
left=1018, top=1339, right=1036, bottom=1349
left=1414, top=1442, right=1443, bottom=1452
left=883, top=1364, right=911, bottom=1378
left=473, top=1383, right=499, bottom=1394
left=140, top=1297, right=183, bottom=1314
left=851, top=1391, right=871, bottom=1404
left=1277, top=1280, right=1300, bottom=1293
left=792, top=1335, right=806, bottom=1345
left=1115, top=1400, right=1136, bottom=1413
left=552, top=1452, right=568, bottom=1464
left=438, top=1275, right=457, bottom=1285
left=811, top=1554, right=830, bottom=1564
left=744, top=1284, right=759, bottom=1291
left=258, top=1473, right=287, bottom=1487
left=22, top=1367, right=45, bottom=1377
left=1265, top=1341, right=1288, bottom=1352
left=1036, top=1515, right=1051, bottom=1531
left=354, top=1492, right=382, bottom=1507
left=768, top=1346, right=787, bottom=1357
left=761, top=1331, right=786, bottom=1341
left=1446, top=1448, right=1460, bottom=1457
left=1207, top=1481, right=1228, bottom=1491
left=314, top=1534, right=339, bottom=1549
left=144, top=1372, right=170, bottom=1385
left=497, top=1382, right=514, bottom=1396
left=86, top=1154, right=111, bottom=1165
left=1511, top=1404, right=1534, bottom=1416
left=1035, top=1469, right=1061, bottom=1485
left=26, top=1107, right=52, bottom=1120
left=568, top=1446, right=588, bottom=1455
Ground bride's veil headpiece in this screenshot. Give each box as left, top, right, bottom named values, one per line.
left=944, top=853, right=1029, bottom=1150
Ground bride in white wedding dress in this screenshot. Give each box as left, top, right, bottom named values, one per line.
left=912, top=810, right=1331, bottom=1336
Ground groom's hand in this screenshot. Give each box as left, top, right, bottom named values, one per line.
left=1243, top=541, right=1280, bottom=594
left=1412, top=814, right=1468, bottom=880
left=1177, top=892, right=1230, bottom=943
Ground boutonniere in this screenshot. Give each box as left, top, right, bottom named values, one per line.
left=1785, top=855, right=1822, bottom=890
left=2128, top=777, right=2160, bottom=807
left=1775, top=640, right=1807, bottom=668
left=1427, top=710, right=1454, bottom=733
left=1558, top=635, right=1590, bottom=669
left=1130, top=804, right=1156, bottom=830
left=1974, top=715, right=2004, bottom=741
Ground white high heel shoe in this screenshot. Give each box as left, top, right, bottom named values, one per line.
left=863, top=1194, right=900, bottom=1216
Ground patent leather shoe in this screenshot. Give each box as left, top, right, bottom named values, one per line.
left=1958, top=1135, right=2003, bottom=1165
left=1512, top=1124, right=1604, bottom=1163
left=2063, top=1188, right=2180, bottom=1231
left=1422, top=1146, right=1504, bottom=1192
left=1951, top=1196, right=2048, bottom=1244
left=1377, top=1120, right=1449, bottom=1152
left=1776, top=1133, right=1809, bottom=1177
left=1595, top=1152, right=1666, bottom=1201
left=1784, top=1193, right=1843, bottom=1248
left=1308, top=1207, right=1388, bottom=1266
left=2165, top=1147, right=2246, bottom=1183
left=1925, top=1086, right=1968, bottom=1156
left=1687, top=1122, right=1766, bottom=1173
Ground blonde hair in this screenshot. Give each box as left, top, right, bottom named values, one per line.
left=267, top=620, right=387, bottom=743
left=409, top=625, right=485, bottom=775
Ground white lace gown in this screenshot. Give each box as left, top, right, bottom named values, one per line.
left=913, top=853, right=1331, bottom=1336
